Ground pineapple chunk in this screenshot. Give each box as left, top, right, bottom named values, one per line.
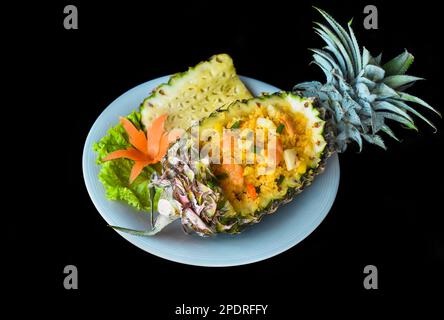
left=266, top=105, right=278, bottom=117
left=284, top=148, right=299, bottom=171
left=256, top=117, right=276, bottom=130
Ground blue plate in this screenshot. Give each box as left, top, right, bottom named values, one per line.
left=83, top=76, right=340, bottom=267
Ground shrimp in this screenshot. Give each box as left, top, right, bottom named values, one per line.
left=281, top=114, right=296, bottom=137
left=220, top=162, right=244, bottom=188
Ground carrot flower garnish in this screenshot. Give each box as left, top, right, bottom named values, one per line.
left=103, top=114, right=180, bottom=183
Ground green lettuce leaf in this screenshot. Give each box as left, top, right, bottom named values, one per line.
left=93, top=111, right=155, bottom=211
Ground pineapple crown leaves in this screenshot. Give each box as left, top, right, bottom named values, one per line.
left=293, top=7, right=441, bottom=153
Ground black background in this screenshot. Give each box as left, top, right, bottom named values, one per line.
left=8, top=0, right=443, bottom=315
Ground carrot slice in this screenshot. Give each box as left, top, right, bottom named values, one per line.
left=246, top=183, right=257, bottom=199
left=120, top=117, right=148, bottom=154
left=102, top=114, right=174, bottom=184
left=154, top=132, right=170, bottom=162
left=129, top=159, right=151, bottom=184
left=146, top=114, right=168, bottom=158
left=102, top=147, right=147, bottom=161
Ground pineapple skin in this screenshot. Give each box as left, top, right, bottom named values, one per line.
left=140, top=53, right=252, bottom=131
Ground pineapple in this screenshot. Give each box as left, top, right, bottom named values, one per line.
left=140, top=53, right=252, bottom=131
left=146, top=8, right=439, bottom=236
left=111, top=9, right=439, bottom=236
